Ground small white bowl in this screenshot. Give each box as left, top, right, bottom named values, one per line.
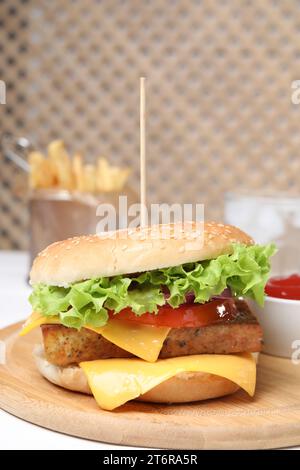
left=249, top=296, right=300, bottom=358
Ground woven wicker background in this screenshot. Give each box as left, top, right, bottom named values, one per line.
left=1, top=0, right=300, bottom=249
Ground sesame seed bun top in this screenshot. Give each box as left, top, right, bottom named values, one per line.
left=30, top=222, right=253, bottom=286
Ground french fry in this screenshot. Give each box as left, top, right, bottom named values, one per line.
left=28, top=151, right=43, bottom=189
left=28, top=151, right=56, bottom=189
left=114, top=167, right=131, bottom=191
left=96, top=157, right=130, bottom=191
left=48, top=140, right=74, bottom=190
left=28, top=141, right=130, bottom=193
left=108, top=167, right=121, bottom=191
left=83, top=164, right=96, bottom=192
left=72, top=153, right=85, bottom=192
left=96, top=157, right=110, bottom=191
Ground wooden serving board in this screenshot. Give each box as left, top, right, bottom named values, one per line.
left=0, top=322, right=300, bottom=450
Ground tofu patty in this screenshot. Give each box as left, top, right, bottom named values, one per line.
left=41, top=299, right=263, bottom=366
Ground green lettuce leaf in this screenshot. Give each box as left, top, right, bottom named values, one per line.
left=29, top=243, right=276, bottom=329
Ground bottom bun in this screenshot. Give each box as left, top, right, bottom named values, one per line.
left=33, top=345, right=241, bottom=403
left=34, top=345, right=91, bottom=394
left=137, top=373, right=239, bottom=403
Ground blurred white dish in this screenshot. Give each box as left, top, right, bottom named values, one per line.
left=249, top=297, right=300, bottom=358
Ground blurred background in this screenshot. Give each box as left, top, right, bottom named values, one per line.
left=1, top=0, right=300, bottom=250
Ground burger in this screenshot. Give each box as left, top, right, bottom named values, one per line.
left=21, top=222, right=276, bottom=410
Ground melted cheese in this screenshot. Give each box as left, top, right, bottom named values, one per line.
left=20, top=312, right=170, bottom=362
left=20, top=311, right=60, bottom=334
left=89, top=320, right=170, bottom=362
left=80, top=353, right=256, bottom=410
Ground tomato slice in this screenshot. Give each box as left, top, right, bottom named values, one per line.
left=109, top=299, right=237, bottom=328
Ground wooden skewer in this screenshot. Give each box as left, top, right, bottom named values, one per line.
left=140, top=77, right=147, bottom=228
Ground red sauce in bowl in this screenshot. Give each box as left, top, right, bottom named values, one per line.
left=265, top=274, right=300, bottom=300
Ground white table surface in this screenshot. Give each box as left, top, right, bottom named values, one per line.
left=0, top=250, right=298, bottom=450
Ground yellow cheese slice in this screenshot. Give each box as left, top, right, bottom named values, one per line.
left=20, top=312, right=170, bottom=362
left=80, top=353, right=256, bottom=410
left=20, top=311, right=60, bottom=335
left=90, top=320, right=170, bottom=362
